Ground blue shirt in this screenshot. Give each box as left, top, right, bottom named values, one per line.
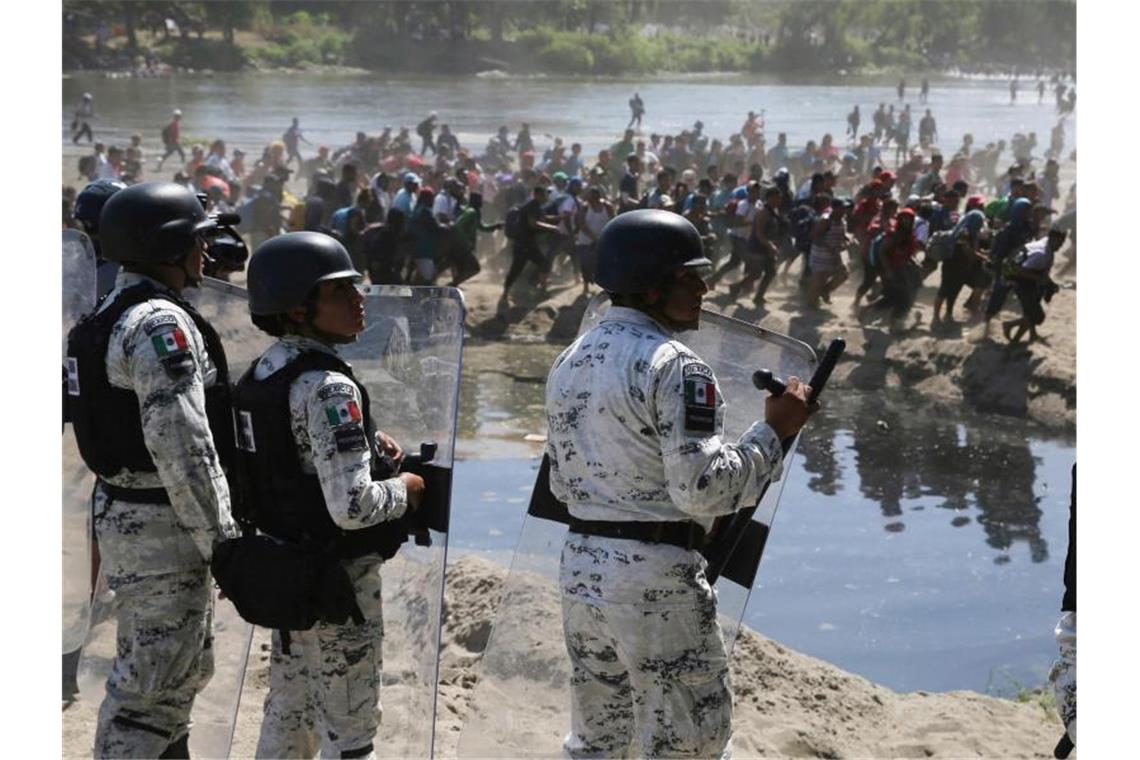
left=392, top=188, right=414, bottom=215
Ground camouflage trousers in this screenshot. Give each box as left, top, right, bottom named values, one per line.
left=256, top=556, right=384, bottom=759
left=559, top=534, right=733, bottom=759
left=1049, top=611, right=1076, bottom=744
left=92, top=565, right=215, bottom=758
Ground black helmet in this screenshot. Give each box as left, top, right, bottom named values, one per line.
left=73, top=179, right=127, bottom=235
left=99, top=181, right=219, bottom=264
left=594, top=209, right=711, bottom=295
left=247, top=231, right=361, bottom=316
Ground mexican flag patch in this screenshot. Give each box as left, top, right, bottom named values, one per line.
left=151, top=328, right=189, bottom=357
left=684, top=378, right=716, bottom=407
left=325, top=399, right=362, bottom=427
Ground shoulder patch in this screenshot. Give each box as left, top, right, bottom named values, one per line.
left=324, top=398, right=363, bottom=428
left=684, top=376, right=717, bottom=408
left=683, top=363, right=718, bottom=435
left=150, top=326, right=190, bottom=358
left=682, top=361, right=714, bottom=381
left=142, top=312, right=180, bottom=335
left=333, top=424, right=369, bottom=453
left=160, top=353, right=196, bottom=379
left=317, top=382, right=357, bottom=402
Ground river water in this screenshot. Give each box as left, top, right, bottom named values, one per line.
left=451, top=342, right=1074, bottom=695
left=61, top=71, right=1074, bottom=185
left=60, top=71, right=1076, bottom=694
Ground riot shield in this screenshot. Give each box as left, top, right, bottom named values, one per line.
left=338, top=284, right=464, bottom=758
left=457, top=294, right=816, bottom=758
left=62, top=229, right=98, bottom=654
left=75, top=278, right=273, bottom=758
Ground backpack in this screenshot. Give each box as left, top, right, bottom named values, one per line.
left=503, top=204, right=524, bottom=240
left=926, top=230, right=955, bottom=263
left=789, top=204, right=818, bottom=254
left=161, top=122, right=175, bottom=144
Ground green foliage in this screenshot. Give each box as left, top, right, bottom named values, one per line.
left=539, top=38, right=595, bottom=72
left=248, top=8, right=350, bottom=68
left=583, top=30, right=658, bottom=74
left=160, top=37, right=250, bottom=72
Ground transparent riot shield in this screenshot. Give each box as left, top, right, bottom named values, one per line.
left=62, top=229, right=98, bottom=654
left=76, top=277, right=273, bottom=758
left=339, top=284, right=465, bottom=758
left=457, top=294, right=816, bottom=758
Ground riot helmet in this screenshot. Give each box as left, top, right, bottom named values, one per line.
left=98, top=181, right=221, bottom=265
left=595, top=209, right=711, bottom=295
left=73, top=179, right=127, bottom=236
left=247, top=231, right=361, bottom=316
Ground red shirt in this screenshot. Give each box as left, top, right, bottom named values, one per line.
left=884, top=224, right=918, bottom=269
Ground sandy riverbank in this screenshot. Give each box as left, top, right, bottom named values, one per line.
left=62, top=554, right=1065, bottom=758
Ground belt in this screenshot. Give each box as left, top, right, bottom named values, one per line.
left=568, top=518, right=706, bottom=551
left=98, top=479, right=171, bottom=505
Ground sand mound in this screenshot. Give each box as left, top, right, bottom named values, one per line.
left=63, top=554, right=1064, bottom=759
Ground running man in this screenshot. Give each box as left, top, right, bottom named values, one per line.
left=628, top=92, right=646, bottom=130
left=283, top=117, right=310, bottom=168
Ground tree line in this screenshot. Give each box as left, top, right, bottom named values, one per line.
left=62, top=1, right=1075, bottom=75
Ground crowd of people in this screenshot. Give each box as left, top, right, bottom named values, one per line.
left=64, top=85, right=1076, bottom=343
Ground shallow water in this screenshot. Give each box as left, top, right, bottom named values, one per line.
left=61, top=71, right=1073, bottom=184
left=452, top=344, right=1075, bottom=694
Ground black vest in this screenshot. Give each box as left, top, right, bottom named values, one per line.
left=231, top=349, right=407, bottom=560
left=65, top=281, right=236, bottom=490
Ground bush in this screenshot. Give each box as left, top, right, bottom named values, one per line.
left=538, top=39, right=594, bottom=72
left=667, top=36, right=753, bottom=72
left=513, top=26, right=558, bottom=52
left=583, top=31, right=656, bottom=75
left=162, top=38, right=250, bottom=71
left=870, top=45, right=928, bottom=70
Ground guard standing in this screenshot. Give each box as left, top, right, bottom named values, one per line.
left=71, top=178, right=127, bottom=298
left=234, top=232, right=425, bottom=759
left=66, top=181, right=241, bottom=758
left=544, top=210, right=813, bottom=757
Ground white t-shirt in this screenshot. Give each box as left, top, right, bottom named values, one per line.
left=729, top=199, right=757, bottom=240
left=432, top=193, right=457, bottom=222
left=577, top=204, right=610, bottom=246
left=557, top=194, right=579, bottom=236
left=96, top=158, right=119, bottom=180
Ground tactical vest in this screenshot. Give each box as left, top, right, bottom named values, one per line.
left=231, top=349, right=407, bottom=561
left=65, top=282, right=236, bottom=497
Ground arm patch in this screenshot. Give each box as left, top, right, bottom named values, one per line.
left=333, top=424, right=369, bottom=452
left=149, top=325, right=195, bottom=378
left=684, top=405, right=716, bottom=434
left=681, top=361, right=717, bottom=433
left=142, top=312, right=179, bottom=335
left=317, top=382, right=357, bottom=402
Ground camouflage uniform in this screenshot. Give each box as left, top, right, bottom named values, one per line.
left=253, top=336, right=408, bottom=760
left=545, top=306, right=785, bottom=759
left=93, top=272, right=238, bottom=758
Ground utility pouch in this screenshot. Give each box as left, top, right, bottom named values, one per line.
left=210, top=535, right=363, bottom=630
